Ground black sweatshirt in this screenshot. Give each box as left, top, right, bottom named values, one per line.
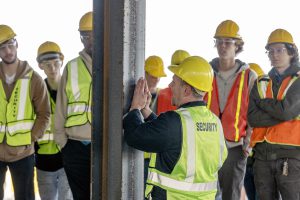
left=35, top=79, right=63, bottom=172
left=247, top=63, right=300, bottom=160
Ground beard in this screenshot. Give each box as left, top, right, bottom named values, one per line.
left=2, top=54, right=17, bottom=65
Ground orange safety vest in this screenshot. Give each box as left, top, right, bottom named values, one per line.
left=156, top=87, right=177, bottom=115
left=205, top=69, right=250, bottom=142
left=250, top=75, right=300, bottom=147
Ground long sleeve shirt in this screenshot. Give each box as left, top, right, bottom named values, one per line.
left=54, top=50, right=92, bottom=149
left=0, top=60, right=50, bottom=162
left=248, top=63, right=300, bottom=160
left=123, top=101, right=205, bottom=199
left=210, top=58, right=257, bottom=151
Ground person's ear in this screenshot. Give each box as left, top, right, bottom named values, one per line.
left=184, top=85, right=192, bottom=96
left=38, top=63, right=44, bottom=70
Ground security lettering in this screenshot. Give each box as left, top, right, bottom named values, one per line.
left=196, top=122, right=217, bottom=132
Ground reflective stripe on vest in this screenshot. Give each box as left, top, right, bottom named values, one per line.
left=251, top=75, right=300, bottom=147
left=205, top=69, right=250, bottom=142
left=37, top=93, right=60, bottom=154
left=8, top=121, right=34, bottom=136
left=38, top=133, right=54, bottom=143
left=146, top=106, right=227, bottom=198
left=148, top=171, right=218, bottom=192
left=0, top=71, right=34, bottom=146
left=65, top=57, right=92, bottom=128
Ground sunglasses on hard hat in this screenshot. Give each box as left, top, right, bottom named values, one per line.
left=41, top=60, right=62, bottom=69
left=0, top=39, right=17, bottom=51
left=80, top=32, right=93, bottom=41
left=215, top=39, right=236, bottom=46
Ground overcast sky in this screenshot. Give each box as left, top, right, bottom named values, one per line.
left=0, top=0, right=92, bottom=77
left=146, top=0, right=300, bottom=87
left=1, top=0, right=299, bottom=88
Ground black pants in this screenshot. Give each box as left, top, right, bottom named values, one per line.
left=0, top=154, right=34, bottom=200
left=62, top=139, right=91, bottom=200
left=254, top=158, right=300, bottom=200
left=217, top=146, right=247, bottom=200
left=244, top=162, right=259, bottom=200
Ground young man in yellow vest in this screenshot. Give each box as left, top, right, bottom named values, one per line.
left=0, top=25, right=50, bottom=200
left=36, top=41, right=72, bottom=200
left=124, top=56, right=228, bottom=199
left=248, top=29, right=300, bottom=200
left=54, top=11, right=93, bottom=199
left=206, top=20, right=257, bottom=200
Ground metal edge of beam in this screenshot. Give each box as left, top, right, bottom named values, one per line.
left=122, top=0, right=146, bottom=199
left=92, top=0, right=104, bottom=199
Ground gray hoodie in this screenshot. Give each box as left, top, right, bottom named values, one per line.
left=210, top=58, right=257, bottom=151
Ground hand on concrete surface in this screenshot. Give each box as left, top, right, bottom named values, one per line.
left=130, top=77, right=149, bottom=111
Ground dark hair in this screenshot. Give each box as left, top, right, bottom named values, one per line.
left=285, top=43, right=299, bottom=66
left=235, top=39, right=244, bottom=55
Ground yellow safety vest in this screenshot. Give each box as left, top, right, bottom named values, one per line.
left=0, top=71, right=35, bottom=146
left=37, top=92, right=60, bottom=154
left=145, top=106, right=227, bottom=199
left=65, top=57, right=92, bottom=128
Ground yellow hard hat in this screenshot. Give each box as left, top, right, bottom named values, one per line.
left=171, top=50, right=190, bottom=65
left=266, top=29, right=294, bottom=48
left=214, top=20, right=242, bottom=40
left=37, top=41, right=64, bottom=62
left=79, top=11, right=93, bottom=31
left=168, top=56, right=213, bottom=92
left=249, top=63, right=264, bottom=77
left=145, top=56, right=166, bottom=78
left=0, top=25, right=16, bottom=44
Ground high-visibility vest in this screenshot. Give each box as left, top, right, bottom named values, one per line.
left=156, top=87, right=177, bottom=115
left=205, top=69, right=250, bottom=142
left=37, top=92, right=60, bottom=154
left=145, top=106, right=227, bottom=199
left=250, top=75, right=300, bottom=147
left=65, top=57, right=92, bottom=128
left=0, top=71, right=34, bottom=146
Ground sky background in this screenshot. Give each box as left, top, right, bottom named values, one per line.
left=0, top=0, right=92, bottom=78
left=1, top=0, right=300, bottom=88
left=146, top=0, right=300, bottom=87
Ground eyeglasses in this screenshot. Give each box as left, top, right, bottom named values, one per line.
left=80, top=34, right=93, bottom=41
left=215, top=39, right=236, bottom=46
left=0, top=39, right=17, bottom=51
left=41, top=60, right=62, bottom=69
left=266, top=48, right=287, bottom=56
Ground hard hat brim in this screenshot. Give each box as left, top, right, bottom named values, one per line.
left=168, top=65, right=180, bottom=77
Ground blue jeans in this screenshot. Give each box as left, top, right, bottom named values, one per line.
left=62, top=139, right=90, bottom=200
left=37, top=168, right=73, bottom=200
left=0, top=154, right=35, bottom=200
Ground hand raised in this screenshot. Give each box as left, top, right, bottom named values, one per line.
left=130, top=77, right=149, bottom=111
